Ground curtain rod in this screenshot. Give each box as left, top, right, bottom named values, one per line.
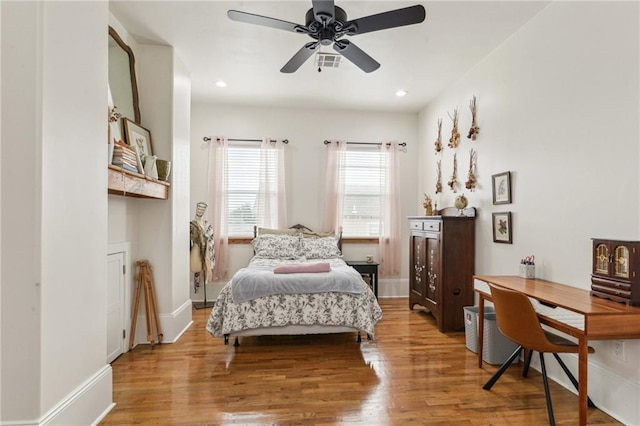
left=323, top=140, right=406, bottom=147
left=203, top=136, right=289, bottom=144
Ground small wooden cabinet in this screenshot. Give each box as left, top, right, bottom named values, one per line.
left=591, top=238, right=640, bottom=305
left=346, top=260, right=379, bottom=298
left=408, top=208, right=476, bottom=332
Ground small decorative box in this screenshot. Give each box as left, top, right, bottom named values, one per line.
left=519, top=264, right=535, bottom=279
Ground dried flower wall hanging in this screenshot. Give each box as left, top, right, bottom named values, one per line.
left=465, top=148, right=477, bottom=191
left=108, top=105, right=122, bottom=123
left=447, top=152, right=458, bottom=193
left=435, top=160, right=442, bottom=194
left=434, top=118, right=443, bottom=153
left=467, top=95, right=480, bottom=140
left=448, top=108, right=460, bottom=149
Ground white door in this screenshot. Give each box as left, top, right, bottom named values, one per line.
left=107, top=252, right=126, bottom=363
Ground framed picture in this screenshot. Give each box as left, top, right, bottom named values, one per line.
left=492, top=212, right=512, bottom=244
left=123, top=118, right=153, bottom=158
left=492, top=171, right=512, bottom=205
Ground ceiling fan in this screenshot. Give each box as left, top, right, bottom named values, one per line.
left=227, top=1, right=426, bottom=73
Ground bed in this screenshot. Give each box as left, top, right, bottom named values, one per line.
left=206, top=226, right=383, bottom=345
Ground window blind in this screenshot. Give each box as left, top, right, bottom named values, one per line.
left=226, top=144, right=261, bottom=237
left=341, top=148, right=385, bottom=237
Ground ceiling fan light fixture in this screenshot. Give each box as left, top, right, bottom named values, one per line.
left=315, top=52, right=342, bottom=69
left=215, top=80, right=227, bottom=88
left=396, top=89, right=408, bottom=97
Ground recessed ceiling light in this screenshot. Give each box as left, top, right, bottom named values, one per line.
left=396, top=89, right=408, bottom=97
left=215, top=80, right=227, bottom=88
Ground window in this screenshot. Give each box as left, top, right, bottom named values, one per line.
left=341, top=148, right=385, bottom=237
left=226, top=144, right=260, bottom=237
left=224, top=141, right=286, bottom=237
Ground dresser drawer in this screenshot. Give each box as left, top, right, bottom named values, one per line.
left=423, top=221, right=440, bottom=232
left=591, top=276, right=631, bottom=290
left=409, top=220, right=441, bottom=232
left=591, top=283, right=631, bottom=299
left=409, top=221, right=424, bottom=231
left=591, top=289, right=631, bottom=304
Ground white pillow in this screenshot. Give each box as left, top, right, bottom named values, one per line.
left=257, top=227, right=300, bottom=236
left=252, top=234, right=302, bottom=259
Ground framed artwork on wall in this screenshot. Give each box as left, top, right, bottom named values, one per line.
left=492, top=171, right=512, bottom=204
left=123, top=118, right=153, bottom=158
left=492, top=212, right=512, bottom=244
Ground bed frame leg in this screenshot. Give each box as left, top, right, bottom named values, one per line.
left=357, top=332, right=362, bottom=343
left=224, top=334, right=229, bottom=345
left=234, top=337, right=239, bottom=347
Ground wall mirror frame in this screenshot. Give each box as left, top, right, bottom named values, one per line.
left=108, top=26, right=141, bottom=124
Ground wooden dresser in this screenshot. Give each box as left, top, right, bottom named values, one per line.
left=591, top=238, right=640, bottom=305
left=408, top=208, right=476, bottom=332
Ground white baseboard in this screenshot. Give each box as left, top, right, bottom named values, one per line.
left=526, top=352, right=639, bottom=425
left=36, top=365, right=113, bottom=426
left=378, top=278, right=409, bottom=298
left=131, top=298, right=192, bottom=346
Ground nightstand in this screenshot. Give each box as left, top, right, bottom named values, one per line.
left=346, top=260, right=379, bottom=298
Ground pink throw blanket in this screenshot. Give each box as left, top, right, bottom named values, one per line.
left=273, top=262, right=331, bottom=274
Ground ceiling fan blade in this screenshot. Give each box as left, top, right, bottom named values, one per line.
left=228, top=10, right=304, bottom=33
left=333, top=40, right=380, bottom=73
left=281, top=42, right=319, bottom=73
left=312, top=0, right=335, bottom=22
left=345, top=5, right=426, bottom=35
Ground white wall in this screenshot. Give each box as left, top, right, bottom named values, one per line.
left=171, top=55, right=192, bottom=312
left=418, top=2, right=639, bottom=424
left=107, top=14, right=141, bottom=250
left=2, top=1, right=113, bottom=424
left=107, top=15, right=192, bottom=346
left=190, top=104, right=419, bottom=299
left=135, top=44, right=192, bottom=340
left=1, top=1, right=43, bottom=421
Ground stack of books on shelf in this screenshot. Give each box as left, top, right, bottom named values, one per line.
left=112, top=141, right=140, bottom=173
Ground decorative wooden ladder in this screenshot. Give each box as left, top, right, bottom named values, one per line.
left=129, top=260, right=163, bottom=349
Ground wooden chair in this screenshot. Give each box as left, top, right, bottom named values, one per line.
left=482, top=283, right=596, bottom=425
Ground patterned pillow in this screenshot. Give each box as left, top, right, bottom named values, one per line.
left=302, top=236, right=342, bottom=259
left=252, top=234, right=302, bottom=259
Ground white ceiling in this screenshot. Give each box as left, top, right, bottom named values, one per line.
left=110, top=1, right=549, bottom=113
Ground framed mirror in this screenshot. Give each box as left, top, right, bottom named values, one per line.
left=108, top=26, right=141, bottom=123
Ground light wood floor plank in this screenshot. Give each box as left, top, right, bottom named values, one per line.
left=101, top=298, right=620, bottom=425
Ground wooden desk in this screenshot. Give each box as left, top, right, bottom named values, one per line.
left=474, top=275, right=640, bottom=426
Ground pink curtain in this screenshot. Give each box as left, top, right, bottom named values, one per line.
left=206, top=137, right=229, bottom=280
left=322, top=140, right=346, bottom=233
left=378, top=141, right=402, bottom=277
left=256, top=138, right=287, bottom=228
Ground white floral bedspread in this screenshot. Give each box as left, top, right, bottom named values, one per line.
left=206, top=258, right=383, bottom=337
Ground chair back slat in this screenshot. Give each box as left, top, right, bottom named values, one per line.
left=488, top=283, right=571, bottom=353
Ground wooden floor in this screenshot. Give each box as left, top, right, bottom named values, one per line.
left=101, top=298, right=620, bottom=425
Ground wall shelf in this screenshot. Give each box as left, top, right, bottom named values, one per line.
left=108, top=165, right=170, bottom=200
